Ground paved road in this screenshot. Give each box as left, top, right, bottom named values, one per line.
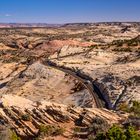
left=42, top=60, right=104, bottom=108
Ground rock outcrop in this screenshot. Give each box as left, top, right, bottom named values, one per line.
left=0, top=95, right=125, bottom=139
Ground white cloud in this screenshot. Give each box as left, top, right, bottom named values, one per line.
left=5, top=14, right=11, bottom=17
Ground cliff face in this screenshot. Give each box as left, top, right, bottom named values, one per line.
left=50, top=46, right=140, bottom=108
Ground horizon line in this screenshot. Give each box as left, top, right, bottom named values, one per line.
left=0, top=21, right=140, bottom=24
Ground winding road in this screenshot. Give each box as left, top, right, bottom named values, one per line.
left=42, top=60, right=108, bottom=109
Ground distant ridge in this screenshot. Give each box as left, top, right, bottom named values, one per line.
left=0, top=23, right=62, bottom=28
left=0, top=22, right=140, bottom=28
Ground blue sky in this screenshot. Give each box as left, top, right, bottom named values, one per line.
left=0, top=0, right=140, bottom=23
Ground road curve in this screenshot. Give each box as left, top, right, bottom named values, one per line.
left=41, top=60, right=104, bottom=108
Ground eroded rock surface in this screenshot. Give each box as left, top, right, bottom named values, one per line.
left=0, top=95, right=125, bottom=139
left=0, top=23, right=140, bottom=139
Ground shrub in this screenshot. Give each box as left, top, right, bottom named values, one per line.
left=107, top=125, right=126, bottom=140
left=125, top=116, right=140, bottom=130
left=21, top=114, right=31, bottom=121
left=72, top=127, right=81, bottom=138
left=130, top=101, right=140, bottom=117
left=94, top=133, right=106, bottom=140
left=119, top=101, right=140, bottom=117
left=118, top=102, right=130, bottom=112
left=0, top=125, right=21, bottom=140
left=125, top=126, right=140, bottom=140
left=11, top=130, right=21, bottom=140
left=113, top=47, right=132, bottom=52
left=53, top=127, right=65, bottom=136
left=88, top=116, right=109, bottom=135
left=94, top=125, right=140, bottom=140
left=73, top=127, right=81, bottom=133
left=0, top=128, right=21, bottom=140
left=38, top=124, right=53, bottom=136
left=38, top=124, right=65, bottom=137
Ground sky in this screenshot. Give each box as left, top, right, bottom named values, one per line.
left=0, top=0, right=140, bottom=23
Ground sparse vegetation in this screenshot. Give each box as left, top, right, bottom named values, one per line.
left=118, top=102, right=130, bottom=112
left=21, top=113, right=31, bottom=121
left=119, top=101, right=140, bottom=130
left=73, top=127, right=81, bottom=133
left=87, top=116, right=110, bottom=139
left=112, top=35, right=140, bottom=47
left=0, top=127, right=21, bottom=140
left=0, top=23, right=140, bottom=140
left=94, top=125, right=140, bottom=140
left=88, top=116, right=109, bottom=133
left=130, top=101, right=140, bottom=117
left=119, top=101, right=140, bottom=117
left=38, top=124, right=65, bottom=137
left=11, top=130, right=21, bottom=140
left=113, top=47, right=132, bottom=52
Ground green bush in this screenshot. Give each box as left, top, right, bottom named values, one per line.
left=125, top=126, right=140, bottom=140
left=38, top=124, right=53, bottom=136
left=107, top=125, right=126, bottom=140
left=21, top=114, right=31, bottom=121
left=93, top=125, right=140, bottom=140
left=94, top=133, right=107, bottom=140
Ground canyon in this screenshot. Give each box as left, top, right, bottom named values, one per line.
left=0, top=22, right=140, bottom=139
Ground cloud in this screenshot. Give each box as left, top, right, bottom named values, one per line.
left=5, top=14, right=11, bottom=17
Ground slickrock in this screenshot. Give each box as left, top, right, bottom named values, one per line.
left=0, top=23, right=139, bottom=139
left=0, top=95, right=125, bottom=138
